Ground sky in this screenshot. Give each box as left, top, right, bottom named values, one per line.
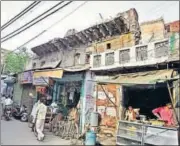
left=1, top=1, right=179, bottom=51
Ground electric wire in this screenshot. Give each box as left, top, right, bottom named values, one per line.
left=1, top=1, right=41, bottom=30
left=1, top=1, right=68, bottom=42
left=2, top=1, right=178, bottom=58
left=2, top=1, right=87, bottom=56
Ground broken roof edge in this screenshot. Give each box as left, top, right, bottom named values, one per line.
left=140, top=17, right=165, bottom=26
left=30, top=8, right=136, bottom=55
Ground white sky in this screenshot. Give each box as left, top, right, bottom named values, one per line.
left=1, top=1, right=179, bottom=51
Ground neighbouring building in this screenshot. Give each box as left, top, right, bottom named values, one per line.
left=165, top=20, right=180, bottom=33
left=22, top=8, right=141, bottom=135
left=165, top=20, right=180, bottom=63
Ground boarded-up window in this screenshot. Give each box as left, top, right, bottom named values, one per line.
left=85, top=54, right=90, bottom=64
left=40, top=61, right=45, bottom=67
left=93, top=55, right=101, bottom=67
left=105, top=52, right=114, bottom=66
left=32, top=63, right=36, bottom=69
left=155, top=41, right=169, bottom=58
left=119, top=49, right=130, bottom=64
left=136, top=45, right=148, bottom=61
left=75, top=53, right=81, bottom=65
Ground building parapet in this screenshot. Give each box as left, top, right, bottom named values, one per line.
left=90, top=38, right=179, bottom=71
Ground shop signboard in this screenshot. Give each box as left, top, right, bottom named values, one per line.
left=33, top=76, right=49, bottom=86
left=20, top=71, right=33, bottom=84
left=33, top=69, right=63, bottom=85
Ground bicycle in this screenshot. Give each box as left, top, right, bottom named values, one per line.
left=69, top=119, right=79, bottom=145
left=52, top=119, right=65, bottom=137
left=61, top=116, right=72, bottom=139
left=58, top=116, right=79, bottom=144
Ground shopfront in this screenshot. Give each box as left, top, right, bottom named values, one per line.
left=91, top=69, right=180, bottom=145
left=52, top=70, right=95, bottom=133
left=33, top=68, right=63, bottom=105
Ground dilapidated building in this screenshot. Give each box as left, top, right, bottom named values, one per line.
left=21, top=8, right=141, bottom=138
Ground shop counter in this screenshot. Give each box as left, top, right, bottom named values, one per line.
left=116, top=120, right=179, bottom=145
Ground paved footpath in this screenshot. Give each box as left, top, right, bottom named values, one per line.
left=1, top=119, right=70, bottom=145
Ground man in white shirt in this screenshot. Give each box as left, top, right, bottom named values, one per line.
left=35, top=97, right=47, bottom=141
left=4, top=97, right=13, bottom=106
left=31, top=99, right=40, bottom=132
left=3, top=97, right=13, bottom=116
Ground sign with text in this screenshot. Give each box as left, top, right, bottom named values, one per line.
left=20, top=71, right=33, bottom=84
left=33, top=69, right=63, bottom=85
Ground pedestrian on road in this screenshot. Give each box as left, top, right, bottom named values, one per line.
left=35, top=96, right=47, bottom=141
left=31, top=99, right=40, bottom=132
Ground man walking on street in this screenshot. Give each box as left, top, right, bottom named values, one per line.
left=35, top=96, right=47, bottom=141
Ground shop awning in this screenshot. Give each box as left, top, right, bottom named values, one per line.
left=33, top=68, right=63, bottom=78
left=33, top=68, right=63, bottom=85
left=89, top=69, right=178, bottom=85
left=53, top=73, right=84, bottom=82
left=63, top=65, right=90, bottom=72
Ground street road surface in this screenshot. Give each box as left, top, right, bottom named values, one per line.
left=1, top=119, right=70, bottom=145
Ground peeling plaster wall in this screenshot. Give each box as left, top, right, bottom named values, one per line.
left=25, top=45, right=89, bottom=71
left=92, top=33, right=135, bottom=53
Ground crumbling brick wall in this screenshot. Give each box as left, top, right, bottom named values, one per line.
left=117, top=8, right=141, bottom=45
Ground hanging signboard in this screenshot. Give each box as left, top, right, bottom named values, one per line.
left=36, top=86, right=46, bottom=94
left=20, top=71, right=33, bottom=84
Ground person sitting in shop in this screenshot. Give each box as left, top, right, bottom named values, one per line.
left=125, top=106, right=140, bottom=121
left=152, top=103, right=176, bottom=126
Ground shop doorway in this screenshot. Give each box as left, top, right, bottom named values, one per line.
left=122, top=84, right=171, bottom=119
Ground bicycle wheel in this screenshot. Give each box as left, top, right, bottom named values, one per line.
left=58, top=121, right=65, bottom=137
left=52, top=122, right=58, bottom=135
left=61, top=122, right=67, bottom=139
left=70, top=124, right=79, bottom=145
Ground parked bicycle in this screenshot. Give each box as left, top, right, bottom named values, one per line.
left=53, top=115, right=79, bottom=144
